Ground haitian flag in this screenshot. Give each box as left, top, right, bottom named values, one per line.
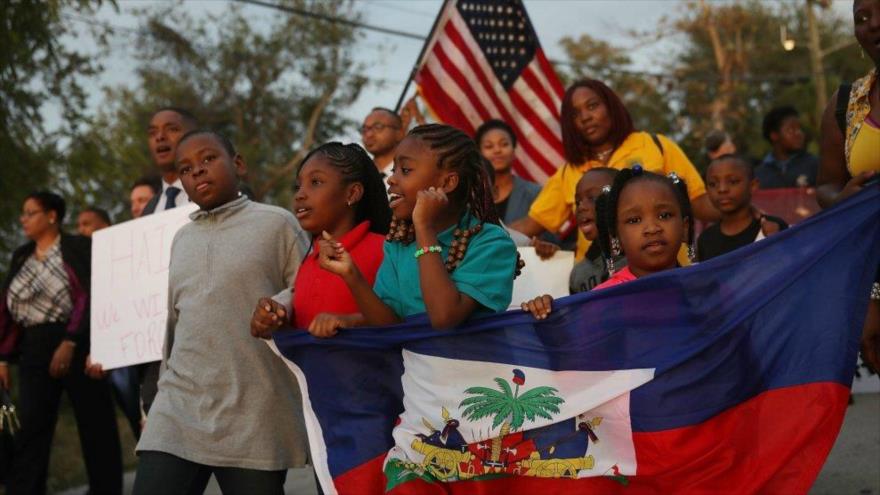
left=271, top=184, right=880, bottom=495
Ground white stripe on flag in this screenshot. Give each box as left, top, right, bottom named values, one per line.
left=444, top=11, right=564, bottom=179
left=525, top=62, right=562, bottom=116
left=423, top=58, right=485, bottom=131
left=387, top=350, right=652, bottom=478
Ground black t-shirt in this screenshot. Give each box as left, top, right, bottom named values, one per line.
left=697, top=215, right=788, bottom=262
left=495, top=196, right=510, bottom=221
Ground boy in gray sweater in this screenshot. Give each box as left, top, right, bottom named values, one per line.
left=134, top=130, right=310, bottom=495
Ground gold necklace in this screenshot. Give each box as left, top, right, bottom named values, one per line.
left=592, top=147, right=614, bottom=163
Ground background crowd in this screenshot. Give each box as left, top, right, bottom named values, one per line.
left=0, top=0, right=878, bottom=494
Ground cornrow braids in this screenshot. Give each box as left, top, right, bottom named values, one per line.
left=599, top=166, right=695, bottom=257
left=400, top=124, right=521, bottom=276
left=298, top=142, right=391, bottom=235
left=408, top=124, right=500, bottom=226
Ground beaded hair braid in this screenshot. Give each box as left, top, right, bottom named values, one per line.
left=595, top=166, right=695, bottom=267
left=388, top=124, right=523, bottom=276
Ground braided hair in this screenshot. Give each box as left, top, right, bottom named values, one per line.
left=595, top=166, right=694, bottom=263
left=408, top=124, right=500, bottom=226
left=297, top=142, right=391, bottom=235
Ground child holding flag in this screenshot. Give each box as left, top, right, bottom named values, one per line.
left=523, top=166, right=694, bottom=318
left=249, top=142, right=390, bottom=338
left=318, top=124, right=519, bottom=329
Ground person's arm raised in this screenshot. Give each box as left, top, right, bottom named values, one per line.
left=318, top=232, right=401, bottom=326
left=412, top=188, right=480, bottom=329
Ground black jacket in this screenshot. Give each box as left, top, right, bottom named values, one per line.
left=0, top=234, right=92, bottom=359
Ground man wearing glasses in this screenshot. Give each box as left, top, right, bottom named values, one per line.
left=360, top=107, right=407, bottom=190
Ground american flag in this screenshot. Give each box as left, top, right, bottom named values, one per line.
left=414, top=0, right=565, bottom=184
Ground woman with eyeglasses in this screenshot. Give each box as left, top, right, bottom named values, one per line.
left=0, top=191, right=122, bottom=495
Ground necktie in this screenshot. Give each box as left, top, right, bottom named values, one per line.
left=164, top=187, right=181, bottom=210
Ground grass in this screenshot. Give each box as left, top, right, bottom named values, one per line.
left=2, top=379, right=139, bottom=494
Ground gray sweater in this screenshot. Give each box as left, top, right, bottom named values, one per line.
left=137, top=196, right=311, bottom=470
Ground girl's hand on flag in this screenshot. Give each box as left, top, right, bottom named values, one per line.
left=413, top=187, right=448, bottom=233
left=318, top=231, right=357, bottom=280
left=251, top=297, right=288, bottom=339
left=521, top=294, right=553, bottom=320
left=308, top=313, right=351, bottom=338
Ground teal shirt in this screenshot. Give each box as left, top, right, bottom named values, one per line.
left=374, top=214, right=517, bottom=319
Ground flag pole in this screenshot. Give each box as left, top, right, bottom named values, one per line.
left=393, top=0, right=449, bottom=113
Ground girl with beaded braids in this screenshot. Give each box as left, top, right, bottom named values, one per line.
left=250, top=142, right=390, bottom=339
left=317, top=124, right=519, bottom=330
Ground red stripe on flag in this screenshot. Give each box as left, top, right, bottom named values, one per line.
left=535, top=50, right=565, bottom=98
left=433, top=43, right=492, bottom=123
left=442, top=21, right=559, bottom=178
left=417, top=66, right=476, bottom=134
left=381, top=381, right=847, bottom=495
left=520, top=63, right=561, bottom=121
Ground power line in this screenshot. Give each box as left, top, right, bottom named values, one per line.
left=234, top=0, right=426, bottom=40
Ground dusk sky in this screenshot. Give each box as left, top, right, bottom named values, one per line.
left=58, top=0, right=854, bottom=143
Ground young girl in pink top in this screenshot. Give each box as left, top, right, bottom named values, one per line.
left=523, top=165, right=694, bottom=318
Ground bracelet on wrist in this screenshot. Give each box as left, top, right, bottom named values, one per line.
left=414, top=245, right=442, bottom=259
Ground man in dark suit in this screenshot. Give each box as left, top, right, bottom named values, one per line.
left=141, top=108, right=200, bottom=215
left=137, top=108, right=200, bottom=417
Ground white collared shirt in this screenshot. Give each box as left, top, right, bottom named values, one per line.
left=159, top=178, right=190, bottom=211
left=380, top=161, right=394, bottom=194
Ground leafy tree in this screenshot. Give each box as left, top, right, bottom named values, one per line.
left=62, top=0, right=367, bottom=222
left=557, top=0, right=870, bottom=168
left=557, top=34, right=675, bottom=136
left=0, top=0, right=111, bottom=266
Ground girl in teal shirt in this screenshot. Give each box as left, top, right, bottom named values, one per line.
left=318, top=124, right=519, bottom=329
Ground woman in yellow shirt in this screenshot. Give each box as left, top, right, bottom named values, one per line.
left=510, top=79, right=719, bottom=260
left=817, top=0, right=880, bottom=372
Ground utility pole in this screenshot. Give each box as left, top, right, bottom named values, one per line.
left=805, top=0, right=827, bottom=123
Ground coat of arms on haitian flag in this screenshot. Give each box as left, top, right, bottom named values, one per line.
left=383, top=351, right=654, bottom=489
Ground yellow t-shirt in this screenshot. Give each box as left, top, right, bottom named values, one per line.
left=528, top=131, right=707, bottom=260
left=849, top=119, right=880, bottom=176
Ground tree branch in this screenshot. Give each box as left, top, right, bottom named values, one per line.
left=256, top=81, right=336, bottom=198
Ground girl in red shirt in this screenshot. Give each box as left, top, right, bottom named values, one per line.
left=289, top=143, right=390, bottom=336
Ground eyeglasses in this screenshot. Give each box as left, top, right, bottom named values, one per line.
left=20, top=209, right=45, bottom=219
left=359, top=123, right=400, bottom=135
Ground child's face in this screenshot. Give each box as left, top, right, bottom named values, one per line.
left=293, top=155, right=358, bottom=235
left=479, top=128, right=515, bottom=173
left=388, top=136, right=456, bottom=220
left=616, top=180, right=687, bottom=277
left=575, top=171, right=613, bottom=241
left=772, top=116, right=805, bottom=152
left=706, top=160, right=755, bottom=215
left=175, top=135, right=243, bottom=210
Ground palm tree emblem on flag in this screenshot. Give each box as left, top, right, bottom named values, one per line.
left=459, top=368, right=564, bottom=471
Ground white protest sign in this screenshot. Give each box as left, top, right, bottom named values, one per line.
left=90, top=204, right=197, bottom=369
left=510, top=247, right=575, bottom=309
